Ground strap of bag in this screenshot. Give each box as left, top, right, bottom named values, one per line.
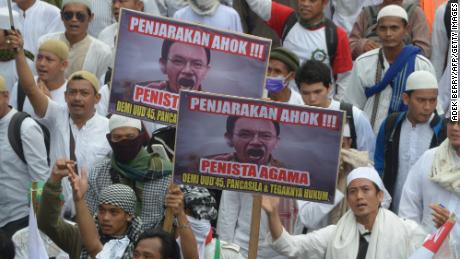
left=370, top=48, right=385, bottom=128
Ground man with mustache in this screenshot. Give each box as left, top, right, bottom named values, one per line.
left=215, top=116, right=287, bottom=258
left=135, top=39, right=211, bottom=94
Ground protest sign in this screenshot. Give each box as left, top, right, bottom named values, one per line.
left=109, top=8, right=271, bottom=125
left=174, top=90, right=344, bottom=203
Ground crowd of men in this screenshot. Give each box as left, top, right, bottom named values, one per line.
left=0, top=0, right=457, bottom=258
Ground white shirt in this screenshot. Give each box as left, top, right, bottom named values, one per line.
left=1, top=0, right=65, bottom=55
left=88, top=0, right=113, bottom=37
left=287, top=90, right=304, bottom=106
left=399, top=147, right=460, bottom=256
left=328, top=99, right=376, bottom=159
left=9, top=78, right=67, bottom=116
left=39, top=99, right=111, bottom=172
left=393, top=116, right=433, bottom=213
left=98, top=23, right=118, bottom=67
left=343, top=48, right=435, bottom=134
left=217, top=191, right=287, bottom=259
left=173, top=5, right=243, bottom=33
left=0, top=109, right=49, bottom=227
left=39, top=32, right=113, bottom=79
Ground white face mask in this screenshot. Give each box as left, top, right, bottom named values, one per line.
left=189, top=0, right=220, bottom=15
left=186, top=215, right=211, bottom=259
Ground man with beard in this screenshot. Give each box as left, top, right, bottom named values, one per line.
left=135, top=39, right=211, bottom=94
left=86, top=114, right=172, bottom=229
left=215, top=116, right=287, bottom=258
left=9, top=29, right=111, bottom=218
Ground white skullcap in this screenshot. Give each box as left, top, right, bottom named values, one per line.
left=343, top=123, right=351, bottom=138
left=405, top=71, right=438, bottom=91
left=62, top=0, right=92, bottom=11
left=0, top=8, right=20, bottom=30
left=346, top=167, right=392, bottom=207
left=109, top=114, right=142, bottom=132
left=377, top=4, right=408, bottom=23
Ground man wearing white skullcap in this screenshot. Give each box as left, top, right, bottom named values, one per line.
left=295, top=124, right=379, bottom=234
left=344, top=4, right=435, bottom=134
left=85, top=114, right=172, bottom=229
left=399, top=96, right=460, bottom=255
left=37, top=0, right=112, bottom=80
left=262, top=166, right=451, bottom=259
left=349, top=0, right=431, bottom=60
left=375, top=70, right=447, bottom=213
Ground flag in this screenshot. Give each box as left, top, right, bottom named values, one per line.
left=409, top=214, right=456, bottom=259
left=27, top=200, right=49, bottom=259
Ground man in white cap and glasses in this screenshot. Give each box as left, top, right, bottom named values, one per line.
left=344, top=4, right=435, bottom=134
left=399, top=101, right=460, bottom=255
left=86, top=114, right=172, bottom=229
left=375, top=70, right=447, bottom=213
left=262, top=166, right=451, bottom=259
left=173, top=0, right=243, bottom=32
left=38, top=0, right=112, bottom=79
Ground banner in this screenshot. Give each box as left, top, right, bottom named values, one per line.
left=174, top=90, right=344, bottom=203
left=109, top=9, right=271, bottom=125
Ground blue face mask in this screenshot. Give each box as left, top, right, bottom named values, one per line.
left=265, top=76, right=287, bottom=93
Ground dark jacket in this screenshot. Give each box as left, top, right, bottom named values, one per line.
left=374, top=111, right=446, bottom=208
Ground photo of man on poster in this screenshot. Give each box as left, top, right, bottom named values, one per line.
left=135, top=39, right=211, bottom=93
left=207, top=116, right=283, bottom=167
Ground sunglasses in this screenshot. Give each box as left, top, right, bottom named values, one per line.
left=61, top=11, right=88, bottom=22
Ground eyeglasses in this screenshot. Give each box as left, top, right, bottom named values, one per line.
left=61, top=11, right=88, bottom=22
left=168, top=57, right=206, bottom=70
left=234, top=131, right=276, bottom=141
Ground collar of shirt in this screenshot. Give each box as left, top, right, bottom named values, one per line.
left=357, top=223, right=371, bottom=242
left=0, top=108, right=15, bottom=126
left=403, top=113, right=435, bottom=128
left=13, top=0, right=40, bottom=17
left=60, top=33, right=91, bottom=49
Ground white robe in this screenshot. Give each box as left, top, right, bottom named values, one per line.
left=399, top=147, right=460, bottom=256
left=268, top=209, right=426, bottom=259
left=343, top=48, right=435, bottom=134
left=38, top=32, right=112, bottom=80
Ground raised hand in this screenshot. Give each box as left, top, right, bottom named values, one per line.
left=165, top=184, right=185, bottom=216
left=68, top=165, right=88, bottom=202
left=430, top=203, right=451, bottom=228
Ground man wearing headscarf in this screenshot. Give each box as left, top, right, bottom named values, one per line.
left=344, top=5, right=435, bottom=134
left=86, top=114, right=172, bottom=229
left=399, top=102, right=460, bottom=256
left=263, top=167, right=450, bottom=259
left=38, top=160, right=143, bottom=258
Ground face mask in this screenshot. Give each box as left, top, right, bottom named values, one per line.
left=107, top=133, right=144, bottom=163
left=265, top=76, right=287, bottom=93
